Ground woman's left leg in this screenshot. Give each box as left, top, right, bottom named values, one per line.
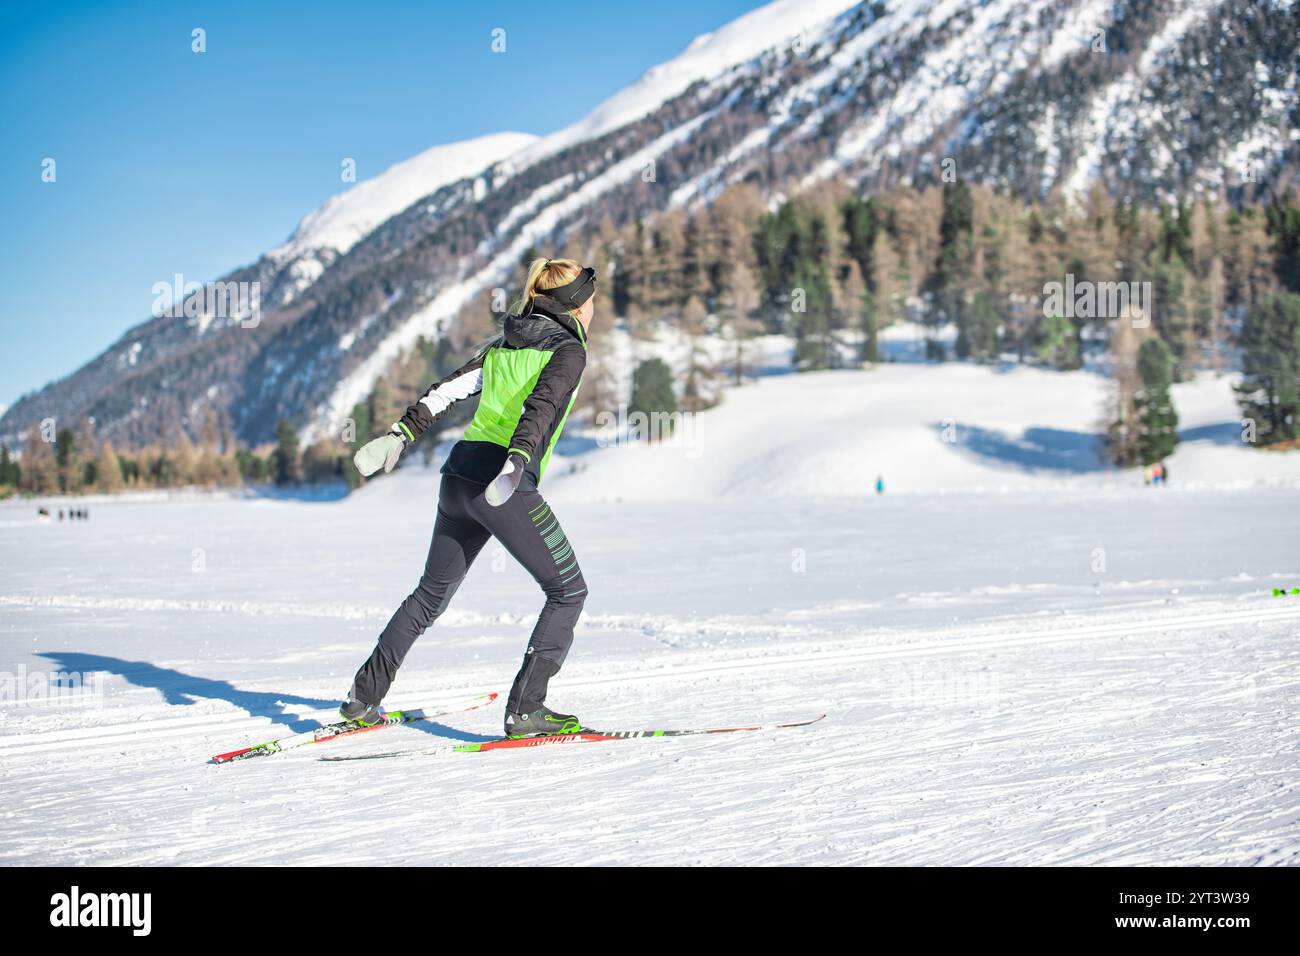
left=465, top=479, right=588, bottom=717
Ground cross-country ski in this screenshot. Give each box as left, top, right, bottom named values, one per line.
left=211, top=691, right=498, bottom=763
left=319, top=714, right=826, bottom=761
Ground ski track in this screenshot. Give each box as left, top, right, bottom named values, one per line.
left=1, top=601, right=1297, bottom=865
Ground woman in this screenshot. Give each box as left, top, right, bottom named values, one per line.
left=344, top=258, right=596, bottom=738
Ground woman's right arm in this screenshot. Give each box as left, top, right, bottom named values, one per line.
left=390, top=354, right=485, bottom=444
left=354, top=354, right=484, bottom=477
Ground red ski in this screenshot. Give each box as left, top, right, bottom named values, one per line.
left=318, top=714, right=825, bottom=761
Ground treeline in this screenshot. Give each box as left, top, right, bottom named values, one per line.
left=598, top=179, right=1294, bottom=378
left=434, top=178, right=1297, bottom=458
left=0, top=418, right=359, bottom=499
left=6, top=178, right=1298, bottom=495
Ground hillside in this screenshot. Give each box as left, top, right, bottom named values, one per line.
left=2, top=0, right=1296, bottom=451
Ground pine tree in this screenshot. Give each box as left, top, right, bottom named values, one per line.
left=840, top=196, right=880, bottom=291
left=649, top=211, right=686, bottom=319
left=349, top=402, right=372, bottom=450
left=962, top=290, right=1001, bottom=362
left=790, top=212, right=838, bottom=369
left=273, top=420, right=301, bottom=485
left=931, top=181, right=975, bottom=351
left=55, top=427, right=77, bottom=493
left=366, top=376, right=396, bottom=444
left=1236, top=291, right=1300, bottom=445
left=0, top=446, right=18, bottom=489
left=1223, top=208, right=1275, bottom=312
left=1265, top=200, right=1300, bottom=294
left=753, top=202, right=799, bottom=331
left=629, top=358, right=677, bottom=442
left=1134, top=338, right=1180, bottom=465
left=1151, top=257, right=1194, bottom=381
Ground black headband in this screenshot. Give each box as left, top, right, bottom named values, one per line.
left=537, top=267, right=596, bottom=310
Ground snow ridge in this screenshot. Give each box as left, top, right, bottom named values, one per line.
left=271, top=131, right=539, bottom=262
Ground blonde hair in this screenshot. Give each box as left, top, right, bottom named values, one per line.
left=511, top=257, right=583, bottom=314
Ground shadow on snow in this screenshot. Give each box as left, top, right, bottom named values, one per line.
left=36, top=651, right=494, bottom=742
left=935, top=423, right=1105, bottom=473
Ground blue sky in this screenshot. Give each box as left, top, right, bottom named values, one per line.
left=0, top=0, right=764, bottom=408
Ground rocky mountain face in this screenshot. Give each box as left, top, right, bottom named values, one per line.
left=4, top=0, right=1296, bottom=449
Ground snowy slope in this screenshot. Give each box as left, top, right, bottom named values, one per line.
left=8, top=0, right=1295, bottom=450
left=500, top=0, right=862, bottom=173
left=271, top=131, right=538, bottom=261
left=534, top=350, right=1300, bottom=502
left=262, top=131, right=538, bottom=301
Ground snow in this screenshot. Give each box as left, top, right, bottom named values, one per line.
left=3, top=360, right=1299, bottom=865
left=543, top=347, right=1300, bottom=501
left=1037, top=0, right=1115, bottom=70
left=500, top=0, right=862, bottom=174
left=810, top=0, right=1077, bottom=184
left=269, top=131, right=538, bottom=262
left=1062, top=0, right=1226, bottom=200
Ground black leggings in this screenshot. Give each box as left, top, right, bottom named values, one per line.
left=350, top=473, right=587, bottom=714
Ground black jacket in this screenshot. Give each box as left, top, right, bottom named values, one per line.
left=392, top=295, right=587, bottom=486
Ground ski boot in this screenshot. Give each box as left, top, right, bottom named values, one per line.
left=339, top=696, right=385, bottom=727
left=503, top=705, right=582, bottom=738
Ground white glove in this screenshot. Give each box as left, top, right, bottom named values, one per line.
left=353, top=433, right=405, bottom=477
left=485, top=453, right=527, bottom=507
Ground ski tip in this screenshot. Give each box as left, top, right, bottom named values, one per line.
left=211, top=748, right=250, bottom=764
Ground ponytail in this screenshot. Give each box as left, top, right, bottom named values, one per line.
left=511, top=257, right=583, bottom=314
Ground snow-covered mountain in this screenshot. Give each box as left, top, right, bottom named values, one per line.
left=3, top=0, right=1296, bottom=449
left=266, top=132, right=538, bottom=304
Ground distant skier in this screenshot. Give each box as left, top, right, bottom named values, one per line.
left=344, top=258, right=595, bottom=739
left=875, top=475, right=884, bottom=495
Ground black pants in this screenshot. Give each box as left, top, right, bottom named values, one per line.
left=350, top=473, right=587, bottom=714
